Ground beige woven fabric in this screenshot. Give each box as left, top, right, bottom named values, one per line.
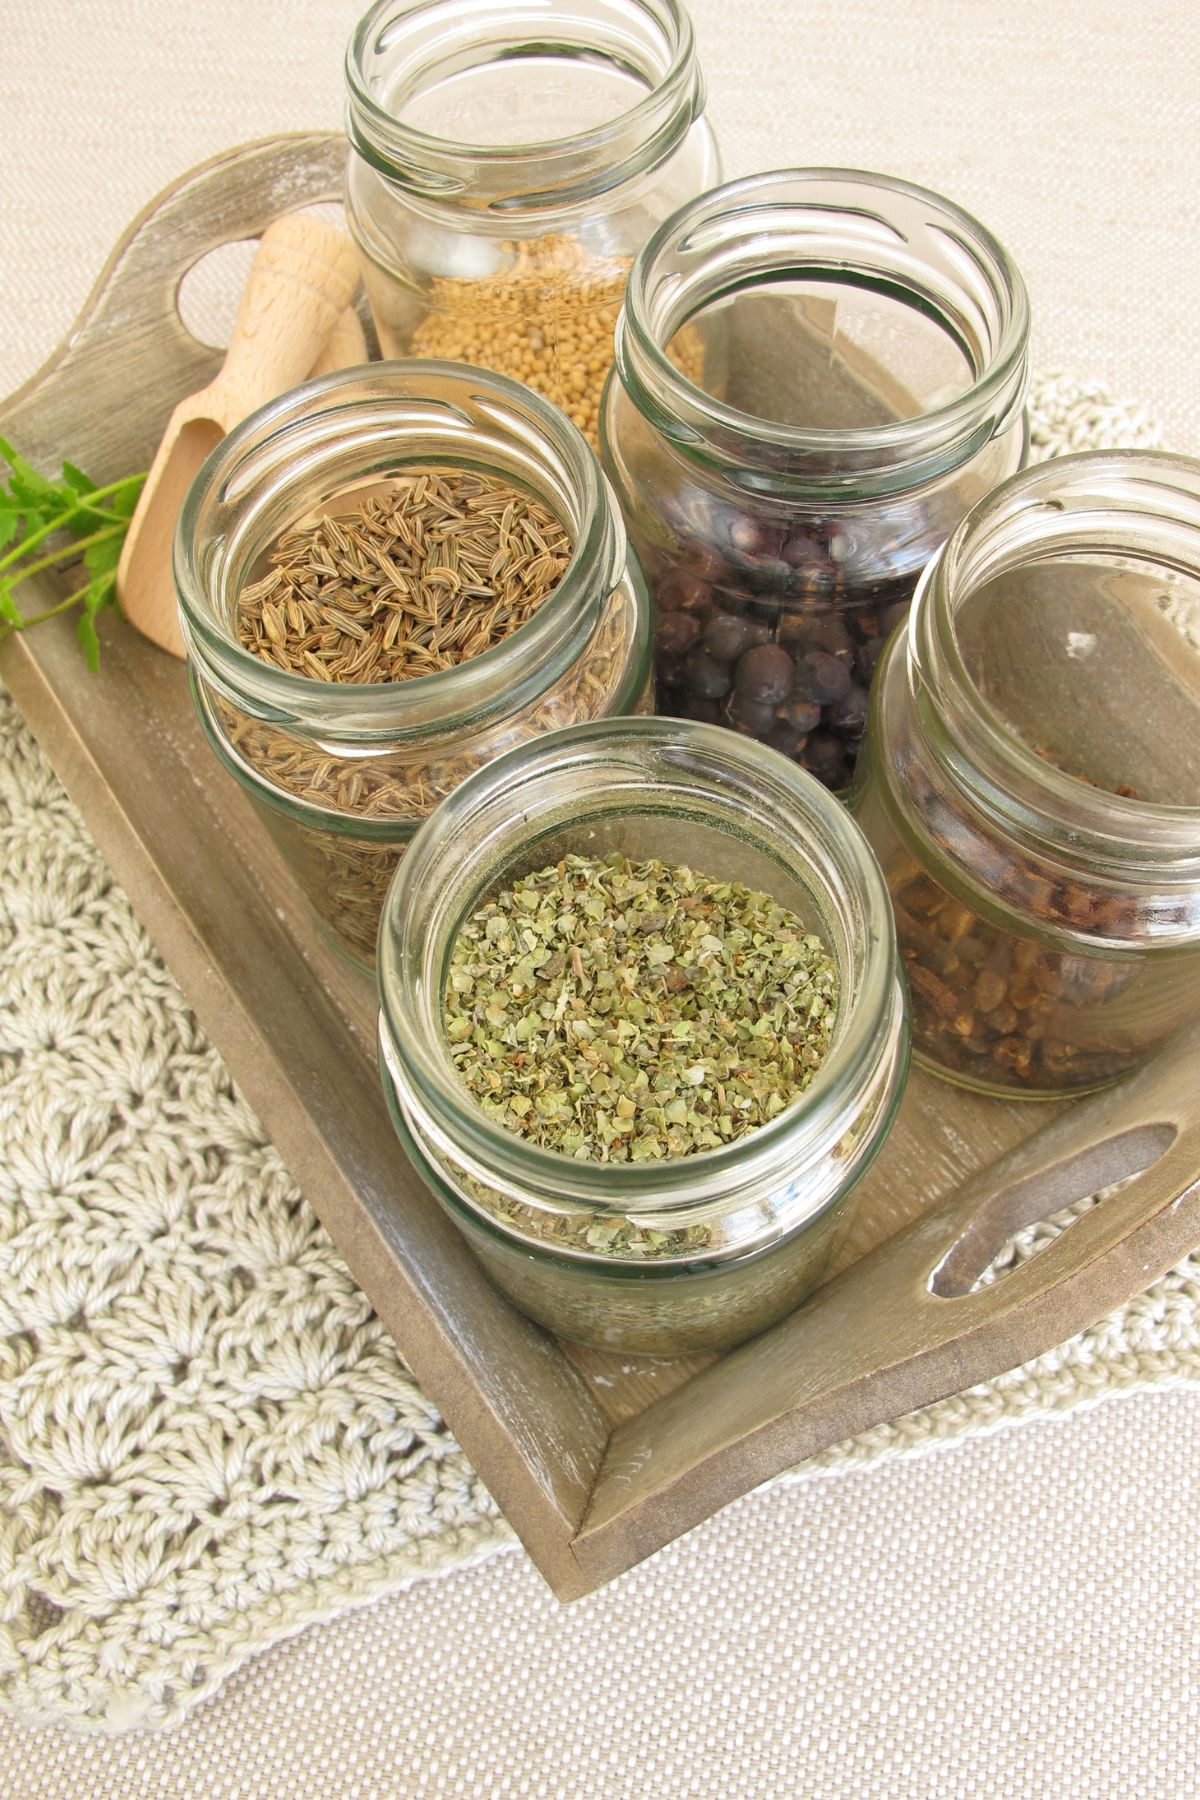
left=0, top=681, right=511, bottom=1732
left=1, top=0, right=1199, bottom=1791
left=6, top=1392, right=1200, bottom=1800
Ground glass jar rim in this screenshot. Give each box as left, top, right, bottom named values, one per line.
left=175, top=360, right=627, bottom=744
left=344, top=0, right=704, bottom=203
left=188, top=571, right=649, bottom=831
left=377, top=715, right=903, bottom=1216
left=911, top=449, right=1200, bottom=868
left=612, top=167, right=1030, bottom=491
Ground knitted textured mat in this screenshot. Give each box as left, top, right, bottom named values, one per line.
left=2, top=375, right=1197, bottom=1737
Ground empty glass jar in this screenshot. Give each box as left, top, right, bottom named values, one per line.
left=377, top=716, right=908, bottom=1355
left=601, top=168, right=1031, bottom=789
left=343, top=0, right=720, bottom=451
left=176, top=363, right=649, bottom=972
left=852, top=451, right=1200, bottom=1097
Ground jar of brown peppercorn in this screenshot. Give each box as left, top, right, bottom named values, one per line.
left=600, top=169, right=1030, bottom=789
left=343, top=0, right=720, bottom=452
left=852, top=451, right=1200, bottom=1097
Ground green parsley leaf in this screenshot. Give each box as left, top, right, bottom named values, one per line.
left=82, top=574, right=116, bottom=616
left=0, top=436, right=68, bottom=515
left=0, top=436, right=146, bottom=671
left=106, top=476, right=146, bottom=521
left=60, top=461, right=95, bottom=496
left=84, top=534, right=122, bottom=583
left=0, top=577, right=23, bottom=628
left=76, top=611, right=102, bottom=674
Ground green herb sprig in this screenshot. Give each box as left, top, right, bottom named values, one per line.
left=0, top=436, right=145, bottom=671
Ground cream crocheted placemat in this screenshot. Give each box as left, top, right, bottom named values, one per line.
left=2, top=373, right=1197, bottom=1736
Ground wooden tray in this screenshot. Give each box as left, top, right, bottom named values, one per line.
left=3, top=133, right=1198, bottom=1601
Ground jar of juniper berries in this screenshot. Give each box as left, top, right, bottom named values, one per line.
left=600, top=168, right=1031, bottom=790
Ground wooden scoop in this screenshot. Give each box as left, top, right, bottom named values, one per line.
left=310, top=304, right=369, bottom=377
left=117, top=213, right=360, bottom=658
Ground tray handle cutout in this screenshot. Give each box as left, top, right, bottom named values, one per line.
left=0, top=133, right=349, bottom=482
left=575, top=1023, right=1200, bottom=1579
left=928, top=1121, right=1177, bottom=1298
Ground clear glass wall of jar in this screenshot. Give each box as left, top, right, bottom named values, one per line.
left=176, top=363, right=650, bottom=973
left=343, top=0, right=720, bottom=452
left=601, top=169, right=1031, bottom=791
left=377, top=717, right=909, bottom=1355
left=852, top=451, right=1200, bottom=1098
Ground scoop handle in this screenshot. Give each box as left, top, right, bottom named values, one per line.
left=310, top=305, right=369, bottom=377
left=205, top=214, right=360, bottom=425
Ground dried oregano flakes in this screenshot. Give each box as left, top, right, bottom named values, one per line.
left=444, top=852, right=839, bottom=1162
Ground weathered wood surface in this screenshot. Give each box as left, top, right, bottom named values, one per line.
left=3, top=134, right=1197, bottom=1601
left=575, top=1035, right=1200, bottom=1582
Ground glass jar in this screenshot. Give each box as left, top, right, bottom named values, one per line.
left=343, top=0, right=720, bottom=452
left=377, top=716, right=908, bottom=1355
left=852, top=450, right=1200, bottom=1098
left=601, top=168, right=1031, bottom=791
left=176, top=362, right=649, bottom=973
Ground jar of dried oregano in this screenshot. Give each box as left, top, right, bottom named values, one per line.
left=377, top=717, right=909, bottom=1356
left=342, top=0, right=720, bottom=452
left=176, top=363, right=650, bottom=972
left=852, top=451, right=1200, bottom=1098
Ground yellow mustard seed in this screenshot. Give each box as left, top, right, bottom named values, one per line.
left=409, top=234, right=702, bottom=450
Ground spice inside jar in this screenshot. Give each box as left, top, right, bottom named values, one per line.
left=400, top=239, right=706, bottom=452
left=378, top=718, right=908, bottom=1354
left=601, top=169, right=1030, bottom=788
left=177, top=364, right=650, bottom=971
left=405, top=238, right=630, bottom=451
left=445, top=852, right=838, bottom=1166
left=236, top=470, right=573, bottom=681
left=852, top=450, right=1200, bottom=1097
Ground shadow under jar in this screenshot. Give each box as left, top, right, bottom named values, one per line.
left=601, top=168, right=1031, bottom=791
left=376, top=717, right=909, bottom=1356
left=176, top=363, right=649, bottom=973
left=852, top=451, right=1200, bottom=1098
left=343, top=0, right=720, bottom=452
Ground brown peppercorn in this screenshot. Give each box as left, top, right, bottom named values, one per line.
left=907, top=961, right=962, bottom=1022
left=872, top=744, right=1177, bottom=1093
left=972, top=968, right=1007, bottom=1013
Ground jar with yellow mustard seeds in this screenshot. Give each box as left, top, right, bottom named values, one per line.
left=343, top=0, right=720, bottom=451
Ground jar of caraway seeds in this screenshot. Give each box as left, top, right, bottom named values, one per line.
left=377, top=716, right=909, bottom=1355
left=601, top=169, right=1031, bottom=790
left=343, top=0, right=720, bottom=452
left=176, top=363, right=650, bottom=972
left=852, top=451, right=1200, bottom=1098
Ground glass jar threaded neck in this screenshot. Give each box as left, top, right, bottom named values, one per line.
left=175, top=361, right=629, bottom=751
left=378, top=715, right=908, bottom=1247
left=897, top=450, right=1200, bottom=910
left=612, top=168, right=1031, bottom=497
left=344, top=0, right=705, bottom=212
